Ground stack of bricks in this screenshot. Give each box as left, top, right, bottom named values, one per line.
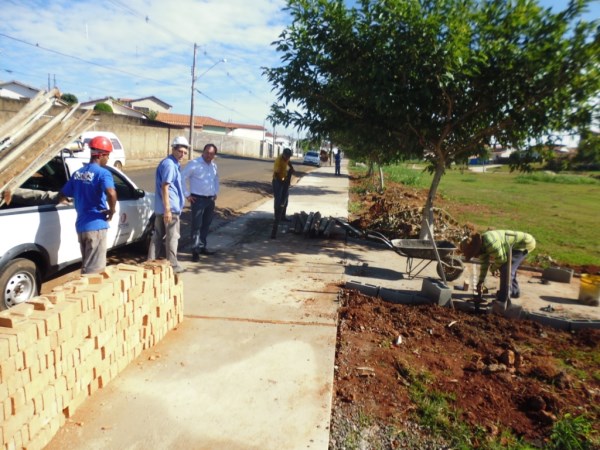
left=0, top=260, right=183, bottom=450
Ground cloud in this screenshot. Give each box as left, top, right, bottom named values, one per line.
left=0, top=0, right=295, bottom=134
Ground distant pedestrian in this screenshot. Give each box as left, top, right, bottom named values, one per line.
left=460, top=230, right=536, bottom=303
left=182, top=143, right=219, bottom=261
left=272, top=147, right=295, bottom=222
left=334, top=150, right=341, bottom=176
left=58, top=136, right=117, bottom=274
left=148, top=136, right=188, bottom=273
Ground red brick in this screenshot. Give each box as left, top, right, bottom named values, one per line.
left=25, top=297, right=54, bottom=311
left=0, top=322, right=38, bottom=350
left=45, top=288, right=66, bottom=304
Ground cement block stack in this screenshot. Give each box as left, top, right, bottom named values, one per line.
left=0, top=260, right=183, bottom=450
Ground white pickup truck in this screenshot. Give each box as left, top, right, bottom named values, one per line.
left=0, top=155, right=154, bottom=310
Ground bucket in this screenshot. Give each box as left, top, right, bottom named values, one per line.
left=578, top=274, right=600, bottom=306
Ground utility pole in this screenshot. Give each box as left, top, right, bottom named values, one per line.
left=188, top=43, right=197, bottom=159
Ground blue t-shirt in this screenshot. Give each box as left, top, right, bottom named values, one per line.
left=61, top=163, right=115, bottom=233
left=154, top=154, right=185, bottom=214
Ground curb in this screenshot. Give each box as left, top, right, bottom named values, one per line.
left=344, top=280, right=600, bottom=330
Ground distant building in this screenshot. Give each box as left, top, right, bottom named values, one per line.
left=119, top=96, right=172, bottom=114
left=227, top=122, right=267, bottom=141
left=156, top=112, right=236, bottom=134
left=0, top=80, right=41, bottom=100
left=79, top=97, right=147, bottom=119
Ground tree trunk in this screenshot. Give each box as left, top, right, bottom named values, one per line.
left=419, top=160, right=445, bottom=240
left=366, top=161, right=374, bottom=178
left=378, top=164, right=385, bottom=192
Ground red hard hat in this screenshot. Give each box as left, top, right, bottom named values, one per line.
left=89, top=136, right=113, bottom=153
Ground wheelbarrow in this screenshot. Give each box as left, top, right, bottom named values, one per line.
left=335, top=219, right=464, bottom=282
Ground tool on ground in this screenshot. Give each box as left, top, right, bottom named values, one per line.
left=334, top=218, right=464, bottom=283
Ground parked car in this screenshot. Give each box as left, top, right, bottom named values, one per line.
left=0, top=155, right=154, bottom=310
left=303, top=151, right=321, bottom=167
left=63, top=131, right=126, bottom=170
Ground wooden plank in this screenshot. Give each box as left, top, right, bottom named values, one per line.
left=0, top=107, right=95, bottom=207
left=0, top=89, right=61, bottom=152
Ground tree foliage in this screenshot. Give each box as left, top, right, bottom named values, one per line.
left=573, top=129, right=600, bottom=170
left=265, top=0, right=600, bottom=235
left=93, top=102, right=113, bottom=113
left=60, top=93, right=78, bottom=105
left=145, top=109, right=158, bottom=121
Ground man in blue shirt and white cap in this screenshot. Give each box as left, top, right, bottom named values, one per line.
left=148, top=136, right=188, bottom=273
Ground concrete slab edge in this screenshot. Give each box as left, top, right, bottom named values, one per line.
left=344, top=281, right=600, bottom=330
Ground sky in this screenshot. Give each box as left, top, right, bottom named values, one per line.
left=1, top=0, right=598, bottom=140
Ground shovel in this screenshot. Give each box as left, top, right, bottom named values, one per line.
left=491, top=232, right=527, bottom=318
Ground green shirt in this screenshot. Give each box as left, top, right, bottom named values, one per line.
left=478, top=230, right=536, bottom=284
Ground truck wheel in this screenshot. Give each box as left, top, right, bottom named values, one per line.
left=114, top=161, right=123, bottom=171
left=0, top=258, right=39, bottom=310
left=436, top=257, right=464, bottom=282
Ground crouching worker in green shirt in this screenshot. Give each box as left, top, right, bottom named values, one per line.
left=460, top=230, right=536, bottom=303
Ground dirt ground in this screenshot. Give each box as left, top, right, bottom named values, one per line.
left=329, top=176, right=600, bottom=449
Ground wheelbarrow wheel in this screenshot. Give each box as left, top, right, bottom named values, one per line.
left=437, top=257, right=464, bottom=282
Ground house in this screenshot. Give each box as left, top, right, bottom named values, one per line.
left=79, top=97, right=147, bottom=119
left=119, top=96, right=172, bottom=114
left=0, top=80, right=42, bottom=100
left=227, top=122, right=267, bottom=141
left=492, top=147, right=516, bottom=163
left=155, top=112, right=234, bottom=134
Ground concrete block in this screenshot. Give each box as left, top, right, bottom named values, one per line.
left=526, top=312, right=571, bottom=330
left=569, top=319, right=600, bottom=331
left=345, top=280, right=380, bottom=297
left=379, top=288, right=415, bottom=305
left=421, top=278, right=452, bottom=306
left=542, top=267, right=573, bottom=283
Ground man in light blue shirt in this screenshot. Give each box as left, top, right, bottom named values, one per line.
left=148, top=136, right=188, bottom=273
left=182, top=143, right=219, bottom=261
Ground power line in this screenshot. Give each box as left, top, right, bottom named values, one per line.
left=195, top=89, right=256, bottom=123
left=0, top=32, right=175, bottom=86
left=105, top=0, right=196, bottom=47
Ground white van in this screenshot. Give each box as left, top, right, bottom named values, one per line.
left=63, top=131, right=126, bottom=170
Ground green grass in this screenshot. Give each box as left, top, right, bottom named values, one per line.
left=361, top=164, right=600, bottom=267
left=397, top=360, right=535, bottom=449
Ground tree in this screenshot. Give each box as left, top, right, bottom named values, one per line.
left=265, top=0, right=600, bottom=237
left=573, top=129, right=600, bottom=170
left=94, top=102, right=113, bottom=113
left=145, top=110, right=158, bottom=121
left=60, top=93, right=78, bottom=105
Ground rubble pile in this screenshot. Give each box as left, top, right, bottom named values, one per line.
left=351, top=185, right=474, bottom=244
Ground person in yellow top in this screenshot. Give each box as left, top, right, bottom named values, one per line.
left=460, top=230, right=536, bottom=303
left=272, top=148, right=295, bottom=221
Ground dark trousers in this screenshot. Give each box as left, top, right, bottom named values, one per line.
left=497, top=250, right=528, bottom=302
left=190, top=196, right=215, bottom=253
left=272, top=178, right=289, bottom=219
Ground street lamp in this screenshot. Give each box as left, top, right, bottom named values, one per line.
left=189, top=51, right=226, bottom=155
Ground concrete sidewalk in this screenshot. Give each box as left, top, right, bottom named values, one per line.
left=46, top=162, right=350, bottom=449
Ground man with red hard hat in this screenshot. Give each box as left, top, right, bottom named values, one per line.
left=59, top=135, right=117, bottom=274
